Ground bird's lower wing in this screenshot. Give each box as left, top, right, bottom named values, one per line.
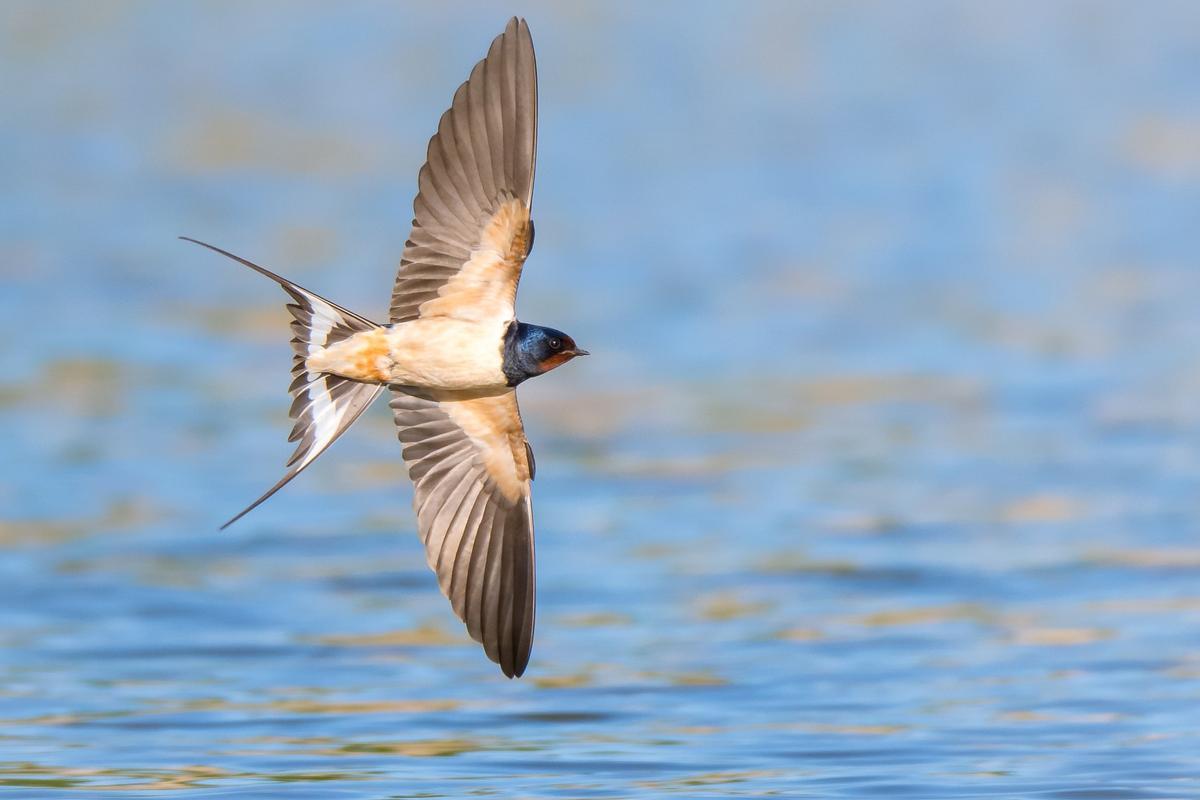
left=390, top=386, right=535, bottom=677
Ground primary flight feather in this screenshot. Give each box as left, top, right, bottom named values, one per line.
left=182, top=18, right=586, bottom=678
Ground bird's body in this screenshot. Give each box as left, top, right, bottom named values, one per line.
left=182, top=18, right=584, bottom=678
left=308, top=317, right=513, bottom=389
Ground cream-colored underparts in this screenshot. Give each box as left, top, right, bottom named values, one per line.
left=306, top=317, right=509, bottom=392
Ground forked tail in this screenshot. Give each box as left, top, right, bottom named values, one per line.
left=180, top=237, right=386, bottom=528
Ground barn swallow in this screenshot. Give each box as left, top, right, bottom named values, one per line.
left=182, top=18, right=585, bottom=678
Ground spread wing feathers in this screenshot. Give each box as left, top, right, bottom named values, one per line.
left=178, top=238, right=386, bottom=529
left=390, top=387, right=536, bottom=678
left=390, top=16, right=538, bottom=324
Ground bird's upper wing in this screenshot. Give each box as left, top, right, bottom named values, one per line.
left=390, top=386, right=536, bottom=677
left=390, top=16, right=537, bottom=325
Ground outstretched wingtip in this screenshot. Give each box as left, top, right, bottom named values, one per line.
left=506, top=16, right=530, bottom=39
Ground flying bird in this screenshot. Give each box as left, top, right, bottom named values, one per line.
left=182, top=18, right=585, bottom=678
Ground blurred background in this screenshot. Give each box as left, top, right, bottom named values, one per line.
left=3, top=1, right=1200, bottom=796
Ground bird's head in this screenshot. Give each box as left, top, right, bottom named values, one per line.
left=504, top=322, right=589, bottom=385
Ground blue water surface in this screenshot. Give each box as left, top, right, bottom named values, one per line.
left=3, top=1, right=1200, bottom=797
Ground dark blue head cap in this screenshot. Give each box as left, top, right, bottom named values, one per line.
left=503, top=322, right=589, bottom=385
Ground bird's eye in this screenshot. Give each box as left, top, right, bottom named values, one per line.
left=548, top=338, right=562, bottom=351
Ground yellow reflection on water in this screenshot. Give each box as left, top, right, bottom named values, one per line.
left=315, top=624, right=465, bottom=648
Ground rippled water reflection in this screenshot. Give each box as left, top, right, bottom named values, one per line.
left=4, top=1, right=1200, bottom=797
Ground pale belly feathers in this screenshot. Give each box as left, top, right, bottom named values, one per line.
left=305, top=317, right=510, bottom=391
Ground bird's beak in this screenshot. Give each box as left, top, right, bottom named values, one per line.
left=571, top=348, right=590, bottom=357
